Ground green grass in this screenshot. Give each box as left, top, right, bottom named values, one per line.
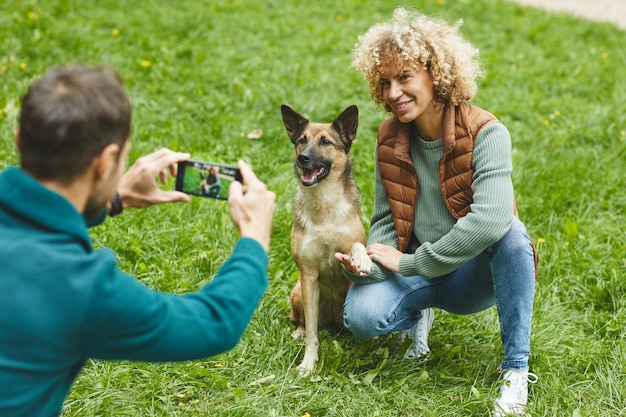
left=2, top=0, right=626, bottom=415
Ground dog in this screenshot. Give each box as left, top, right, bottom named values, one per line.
left=281, top=104, right=372, bottom=375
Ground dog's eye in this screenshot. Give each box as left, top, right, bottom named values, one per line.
left=298, top=136, right=307, bottom=144
left=320, top=137, right=331, bottom=145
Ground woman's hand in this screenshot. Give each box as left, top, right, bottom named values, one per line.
left=366, top=243, right=403, bottom=273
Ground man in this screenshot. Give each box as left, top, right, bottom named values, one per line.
left=0, top=63, right=276, bottom=416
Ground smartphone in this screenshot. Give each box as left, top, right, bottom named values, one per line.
left=175, top=160, right=242, bottom=200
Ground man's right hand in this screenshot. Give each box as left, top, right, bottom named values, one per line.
left=227, top=161, right=276, bottom=252
left=116, top=148, right=191, bottom=210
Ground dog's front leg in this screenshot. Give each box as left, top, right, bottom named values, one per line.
left=351, top=242, right=373, bottom=275
left=297, top=272, right=320, bottom=376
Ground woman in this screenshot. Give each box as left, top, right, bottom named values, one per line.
left=202, top=166, right=222, bottom=198
left=336, top=8, right=537, bottom=416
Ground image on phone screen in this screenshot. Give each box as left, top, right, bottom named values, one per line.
left=175, top=160, right=242, bottom=200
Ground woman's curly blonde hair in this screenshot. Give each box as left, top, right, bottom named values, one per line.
left=351, top=8, right=482, bottom=110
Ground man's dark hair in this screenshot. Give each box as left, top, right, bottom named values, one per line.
left=18, top=63, right=131, bottom=182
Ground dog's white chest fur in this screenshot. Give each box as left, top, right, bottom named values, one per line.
left=293, top=189, right=356, bottom=256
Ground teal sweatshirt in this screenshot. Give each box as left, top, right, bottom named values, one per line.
left=0, top=167, right=268, bottom=417
left=347, top=123, right=514, bottom=284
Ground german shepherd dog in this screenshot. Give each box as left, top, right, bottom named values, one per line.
left=281, top=104, right=372, bottom=375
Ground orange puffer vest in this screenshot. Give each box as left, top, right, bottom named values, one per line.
left=377, top=102, right=498, bottom=252
left=377, top=103, right=538, bottom=277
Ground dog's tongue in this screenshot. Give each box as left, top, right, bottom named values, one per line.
left=302, top=168, right=323, bottom=184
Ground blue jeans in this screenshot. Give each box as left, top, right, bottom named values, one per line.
left=343, top=217, right=535, bottom=370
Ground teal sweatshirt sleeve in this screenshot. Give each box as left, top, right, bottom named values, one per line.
left=399, top=123, right=514, bottom=278
left=82, top=237, right=268, bottom=362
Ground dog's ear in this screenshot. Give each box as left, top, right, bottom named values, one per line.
left=332, top=105, right=358, bottom=149
left=281, top=104, right=309, bottom=144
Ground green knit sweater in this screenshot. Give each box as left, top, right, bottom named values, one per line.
left=347, top=123, right=515, bottom=284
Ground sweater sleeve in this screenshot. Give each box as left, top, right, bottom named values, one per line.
left=82, top=237, right=268, bottom=362
left=399, top=123, right=515, bottom=278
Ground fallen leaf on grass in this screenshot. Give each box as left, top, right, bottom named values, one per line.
left=247, top=129, right=263, bottom=139
left=249, top=374, right=275, bottom=385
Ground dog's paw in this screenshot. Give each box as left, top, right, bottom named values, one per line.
left=296, top=357, right=316, bottom=376
left=292, top=326, right=305, bottom=340
left=350, top=242, right=372, bottom=275
left=296, top=363, right=313, bottom=377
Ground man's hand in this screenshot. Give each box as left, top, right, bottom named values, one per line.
left=115, top=148, right=191, bottom=210
left=227, top=161, right=276, bottom=252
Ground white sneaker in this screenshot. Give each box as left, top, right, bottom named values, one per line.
left=399, top=308, right=434, bottom=360
left=492, top=368, right=538, bottom=416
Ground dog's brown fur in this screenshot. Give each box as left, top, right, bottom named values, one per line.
left=281, top=104, right=372, bottom=375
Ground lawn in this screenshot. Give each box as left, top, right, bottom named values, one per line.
left=1, top=0, right=625, bottom=416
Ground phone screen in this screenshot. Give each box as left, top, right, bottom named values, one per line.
left=175, top=160, right=242, bottom=200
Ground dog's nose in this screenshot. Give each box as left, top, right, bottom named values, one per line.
left=297, top=154, right=310, bottom=165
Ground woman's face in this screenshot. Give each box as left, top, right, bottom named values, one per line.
left=380, top=62, right=437, bottom=124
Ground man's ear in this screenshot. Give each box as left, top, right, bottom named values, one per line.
left=93, top=143, right=121, bottom=182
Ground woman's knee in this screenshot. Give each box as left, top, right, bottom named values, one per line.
left=489, top=218, right=536, bottom=285
left=343, top=291, right=387, bottom=339
left=498, top=218, right=533, bottom=257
